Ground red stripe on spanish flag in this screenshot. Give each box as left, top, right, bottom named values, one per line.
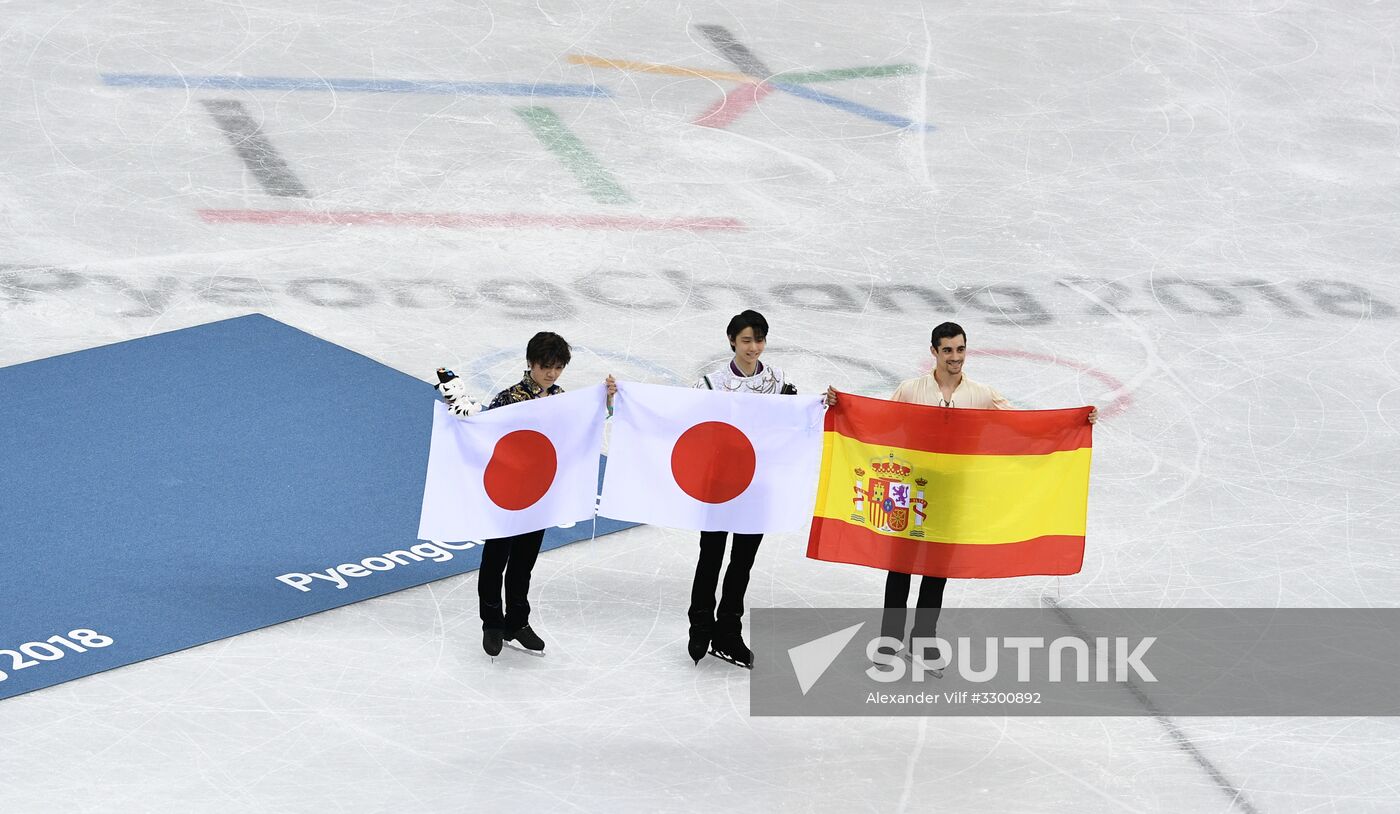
left=808, top=518, right=1085, bottom=577
left=806, top=392, right=1093, bottom=579
left=831, top=392, right=1093, bottom=456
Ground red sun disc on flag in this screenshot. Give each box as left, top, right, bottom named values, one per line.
left=484, top=430, right=557, bottom=511
left=670, top=421, right=756, bottom=504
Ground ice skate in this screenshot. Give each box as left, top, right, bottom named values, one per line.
left=871, top=641, right=902, bottom=672
left=708, top=630, right=753, bottom=670
left=483, top=628, right=504, bottom=658
left=504, top=625, right=546, bottom=656
left=687, top=622, right=711, bottom=665
left=902, top=643, right=944, bottom=679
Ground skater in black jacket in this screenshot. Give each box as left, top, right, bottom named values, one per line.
left=436, top=332, right=615, bottom=657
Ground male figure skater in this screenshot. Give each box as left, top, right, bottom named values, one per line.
left=436, top=332, right=615, bottom=657
left=881, top=322, right=1098, bottom=662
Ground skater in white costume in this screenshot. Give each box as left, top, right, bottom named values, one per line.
left=688, top=309, right=835, bottom=668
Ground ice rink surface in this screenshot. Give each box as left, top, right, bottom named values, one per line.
left=2, top=0, right=1398, bottom=811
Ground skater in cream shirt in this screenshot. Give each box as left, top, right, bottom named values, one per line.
left=882, top=322, right=1096, bottom=663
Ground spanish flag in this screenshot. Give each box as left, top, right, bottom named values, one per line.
left=806, top=392, right=1092, bottom=578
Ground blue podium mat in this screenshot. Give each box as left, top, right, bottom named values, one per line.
left=0, top=314, right=635, bottom=701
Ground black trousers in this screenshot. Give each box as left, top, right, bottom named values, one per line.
left=478, top=529, right=545, bottom=632
left=689, top=531, right=762, bottom=635
left=881, top=571, right=947, bottom=644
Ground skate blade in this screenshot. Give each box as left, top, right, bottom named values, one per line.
left=899, top=650, right=943, bottom=678
left=503, top=641, right=547, bottom=657
left=707, top=646, right=752, bottom=670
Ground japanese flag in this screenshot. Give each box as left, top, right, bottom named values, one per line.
left=418, top=385, right=606, bottom=542
left=599, top=381, right=826, bottom=534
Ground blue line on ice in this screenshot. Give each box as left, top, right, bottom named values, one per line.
left=101, top=73, right=613, bottom=98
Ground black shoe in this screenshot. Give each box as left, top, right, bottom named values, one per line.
left=483, top=628, right=504, bottom=657
left=505, top=625, right=545, bottom=652
left=688, top=624, right=711, bottom=665
left=709, top=631, right=753, bottom=670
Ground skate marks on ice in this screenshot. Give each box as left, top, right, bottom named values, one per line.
left=1044, top=598, right=1262, bottom=814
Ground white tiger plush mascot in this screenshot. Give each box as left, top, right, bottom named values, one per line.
left=433, top=369, right=484, bottom=418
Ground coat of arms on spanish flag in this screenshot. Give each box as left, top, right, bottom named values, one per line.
left=806, top=392, right=1093, bottom=578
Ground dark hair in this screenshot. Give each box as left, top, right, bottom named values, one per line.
left=726, top=309, right=769, bottom=350
left=930, top=322, right=965, bottom=349
left=526, top=331, right=571, bottom=368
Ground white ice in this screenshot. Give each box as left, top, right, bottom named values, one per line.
left=2, top=1, right=1399, bottom=811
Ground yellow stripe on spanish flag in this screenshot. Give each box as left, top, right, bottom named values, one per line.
left=806, top=392, right=1093, bottom=578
